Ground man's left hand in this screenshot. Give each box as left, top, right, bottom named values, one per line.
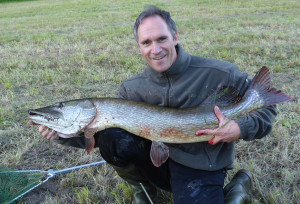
left=195, top=106, right=241, bottom=145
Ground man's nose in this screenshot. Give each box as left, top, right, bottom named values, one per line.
left=151, top=42, right=162, bottom=54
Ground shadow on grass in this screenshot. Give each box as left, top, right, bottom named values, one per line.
left=0, top=0, right=37, bottom=3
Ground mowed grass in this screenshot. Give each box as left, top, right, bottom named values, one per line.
left=0, top=0, right=299, bottom=203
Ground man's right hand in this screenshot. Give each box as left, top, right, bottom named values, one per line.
left=28, top=120, right=59, bottom=140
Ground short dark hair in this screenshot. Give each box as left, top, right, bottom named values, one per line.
left=133, top=5, right=177, bottom=43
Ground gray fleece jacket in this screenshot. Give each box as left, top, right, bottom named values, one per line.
left=118, top=44, right=277, bottom=170
left=56, top=44, right=277, bottom=170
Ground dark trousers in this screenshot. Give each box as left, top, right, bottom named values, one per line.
left=96, top=128, right=226, bottom=204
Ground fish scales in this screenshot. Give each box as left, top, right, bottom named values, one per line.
left=89, top=94, right=255, bottom=143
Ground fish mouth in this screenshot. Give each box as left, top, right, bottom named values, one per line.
left=28, top=110, right=59, bottom=122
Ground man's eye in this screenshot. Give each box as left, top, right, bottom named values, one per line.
left=142, top=41, right=150, bottom=45
left=158, top=37, right=167, bottom=42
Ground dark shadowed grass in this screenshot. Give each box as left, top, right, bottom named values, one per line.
left=0, top=0, right=299, bottom=203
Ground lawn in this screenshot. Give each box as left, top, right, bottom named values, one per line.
left=0, top=0, right=299, bottom=203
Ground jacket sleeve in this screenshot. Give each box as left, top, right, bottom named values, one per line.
left=230, top=69, right=278, bottom=141
left=55, top=134, right=86, bottom=149
left=235, top=106, right=277, bottom=140
left=118, top=83, right=128, bottom=99
left=55, top=131, right=105, bottom=149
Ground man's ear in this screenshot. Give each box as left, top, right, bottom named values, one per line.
left=137, top=39, right=142, bottom=51
left=173, top=33, right=179, bottom=45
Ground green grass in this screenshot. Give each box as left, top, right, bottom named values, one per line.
left=0, top=0, right=36, bottom=3
left=0, top=0, right=299, bottom=203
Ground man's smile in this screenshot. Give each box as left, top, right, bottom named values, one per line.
left=151, top=54, right=167, bottom=61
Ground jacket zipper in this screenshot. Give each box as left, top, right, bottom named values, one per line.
left=204, top=144, right=213, bottom=168
left=163, top=72, right=171, bottom=107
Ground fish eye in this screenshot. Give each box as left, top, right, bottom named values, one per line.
left=57, top=102, right=64, bottom=108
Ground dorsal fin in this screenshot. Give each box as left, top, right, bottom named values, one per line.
left=202, top=86, right=241, bottom=106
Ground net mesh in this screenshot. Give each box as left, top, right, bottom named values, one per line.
left=0, top=161, right=106, bottom=203
left=0, top=168, right=46, bottom=203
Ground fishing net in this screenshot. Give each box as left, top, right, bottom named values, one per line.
left=0, top=161, right=106, bottom=203
left=0, top=168, right=45, bottom=203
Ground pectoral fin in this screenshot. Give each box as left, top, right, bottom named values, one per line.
left=150, top=141, right=169, bottom=167
left=84, top=127, right=97, bottom=154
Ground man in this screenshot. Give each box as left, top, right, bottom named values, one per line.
left=30, top=6, right=277, bottom=204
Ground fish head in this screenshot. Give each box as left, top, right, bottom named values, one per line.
left=28, top=99, right=96, bottom=136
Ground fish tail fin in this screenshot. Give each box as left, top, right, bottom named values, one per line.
left=250, top=66, right=292, bottom=106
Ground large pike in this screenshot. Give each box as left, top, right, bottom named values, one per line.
left=28, top=67, right=291, bottom=167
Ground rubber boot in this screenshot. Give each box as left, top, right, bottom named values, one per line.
left=111, top=164, right=157, bottom=204
left=224, top=169, right=253, bottom=204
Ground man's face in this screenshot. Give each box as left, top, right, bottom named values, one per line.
left=137, top=15, right=178, bottom=73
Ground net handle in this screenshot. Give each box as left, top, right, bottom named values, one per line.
left=46, top=160, right=106, bottom=176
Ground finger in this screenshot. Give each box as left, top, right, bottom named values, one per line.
left=42, top=129, right=51, bottom=138
left=40, top=127, right=53, bottom=138
left=46, top=129, right=54, bottom=140
left=209, top=135, right=223, bottom=145
left=214, top=106, right=228, bottom=126
left=196, top=129, right=215, bottom=136
left=51, top=134, right=59, bottom=140
left=28, top=120, right=38, bottom=125
left=45, top=129, right=55, bottom=140
left=50, top=136, right=59, bottom=140
left=48, top=130, right=59, bottom=140
left=39, top=125, right=48, bottom=134
left=208, top=137, right=215, bottom=145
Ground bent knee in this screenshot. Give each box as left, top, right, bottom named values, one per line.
left=95, top=128, right=151, bottom=166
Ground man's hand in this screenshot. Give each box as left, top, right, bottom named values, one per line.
left=195, top=106, right=241, bottom=145
left=28, top=120, right=59, bottom=141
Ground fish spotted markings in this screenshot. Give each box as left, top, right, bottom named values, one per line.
left=139, top=125, right=151, bottom=137
left=160, top=127, right=183, bottom=138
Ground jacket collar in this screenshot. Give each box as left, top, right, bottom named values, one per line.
left=144, top=44, right=191, bottom=80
